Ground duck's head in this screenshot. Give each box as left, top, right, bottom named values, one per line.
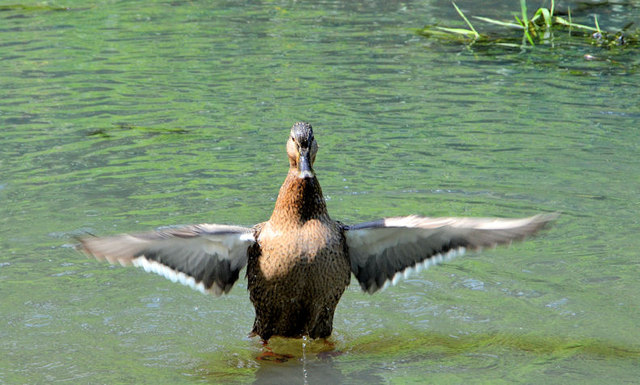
left=287, top=122, right=318, bottom=179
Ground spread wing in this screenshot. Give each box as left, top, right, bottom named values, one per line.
left=78, top=224, right=256, bottom=296
left=344, top=213, right=557, bottom=294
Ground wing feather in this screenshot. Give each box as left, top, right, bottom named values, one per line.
left=345, top=213, right=557, bottom=293
left=78, top=224, right=256, bottom=295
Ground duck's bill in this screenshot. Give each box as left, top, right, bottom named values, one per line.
left=298, top=150, right=314, bottom=179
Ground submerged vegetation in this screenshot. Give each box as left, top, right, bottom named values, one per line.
left=87, top=123, right=189, bottom=138
left=0, top=4, right=69, bottom=12
left=418, top=0, right=638, bottom=49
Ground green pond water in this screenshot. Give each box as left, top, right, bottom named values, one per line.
left=1, top=0, right=639, bottom=383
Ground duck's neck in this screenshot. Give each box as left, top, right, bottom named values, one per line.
left=270, top=169, right=330, bottom=226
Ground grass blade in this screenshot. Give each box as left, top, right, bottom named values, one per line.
left=472, top=16, right=524, bottom=29
left=554, top=16, right=598, bottom=32
left=434, top=26, right=481, bottom=38
left=452, top=2, right=479, bottom=38
left=520, top=0, right=528, bottom=28
left=540, top=8, right=551, bottom=28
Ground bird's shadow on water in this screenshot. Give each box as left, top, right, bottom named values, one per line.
left=190, top=331, right=640, bottom=384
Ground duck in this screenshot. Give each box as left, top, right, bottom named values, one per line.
left=79, top=122, right=557, bottom=341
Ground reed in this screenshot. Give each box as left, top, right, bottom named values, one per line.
left=418, top=0, right=636, bottom=48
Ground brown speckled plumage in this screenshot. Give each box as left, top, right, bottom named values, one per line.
left=77, top=121, right=557, bottom=341
left=247, top=164, right=350, bottom=339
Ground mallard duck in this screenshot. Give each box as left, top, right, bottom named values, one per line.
left=79, top=122, right=556, bottom=340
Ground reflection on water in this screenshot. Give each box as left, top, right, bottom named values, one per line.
left=1, top=0, right=639, bottom=383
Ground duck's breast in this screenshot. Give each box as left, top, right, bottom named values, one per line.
left=256, top=219, right=348, bottom=283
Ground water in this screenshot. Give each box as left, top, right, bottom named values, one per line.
left=1, top=0, right=639, bottom=383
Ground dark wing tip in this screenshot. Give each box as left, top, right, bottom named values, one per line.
left=533, top=212, right=560, bottom=228
left=73, top=233, right=95, bottom=254
left=75, top=234, right=133, bottom=265
left=514, top=212, right=560, bottom=239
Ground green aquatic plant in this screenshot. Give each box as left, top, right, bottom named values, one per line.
left=452, top=1, right=480, bottom=39
left=0, top=3, right=69, bottom=12
left=418, top=0, right=637, bottom=49
left=425, top=2, right=482, bottom=40
left=516, top=0, right=535, bottom=45
left=424, top=2, right=481, bottom=40
left=87, top=123, right=189, bottom=137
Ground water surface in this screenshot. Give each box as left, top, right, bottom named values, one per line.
left=1, top=0, right=639, bottom=383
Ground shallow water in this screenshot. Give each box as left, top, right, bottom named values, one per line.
left=1, top=0, right=639, bottom=383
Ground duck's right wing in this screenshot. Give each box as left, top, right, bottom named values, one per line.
left=78, top=224, right=256, bottom=296
left=344, top=213, right=557, bottom=294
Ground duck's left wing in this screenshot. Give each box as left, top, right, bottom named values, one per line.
left=78, top=224, right=255, bottom=296
left=344, top=213, right=557, bottom=294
